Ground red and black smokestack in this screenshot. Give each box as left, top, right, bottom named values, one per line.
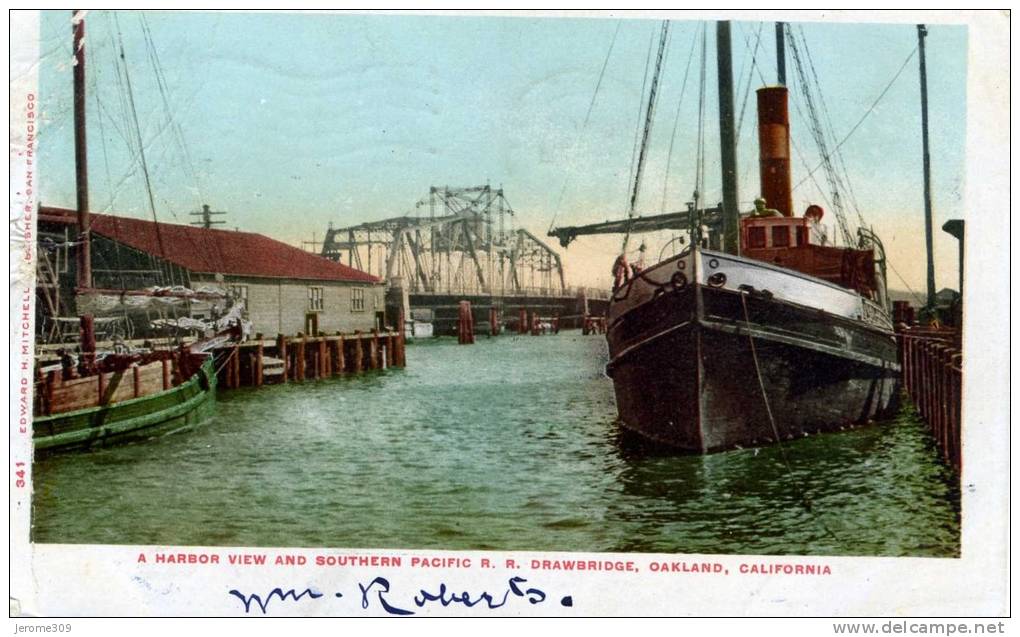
left=756, top=86, right=794, bottom=218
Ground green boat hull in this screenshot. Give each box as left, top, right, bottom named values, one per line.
left=33, top=357, right=217, bottom=455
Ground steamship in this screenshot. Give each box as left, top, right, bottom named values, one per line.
left=605, top=84, right=900, bottom=453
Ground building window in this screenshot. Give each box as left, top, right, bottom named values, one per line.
left=309, top=286, right=324, bottom=312
left=351, top=288, right=365, bottom=312
left=228, top=284, right=249, bottom=310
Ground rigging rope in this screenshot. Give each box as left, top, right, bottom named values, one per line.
left=786, top=25, right=855, bottom=247
left=139, top=13, right=206, bottom=207
left=660, top=24, right=699, bottom=212
left=735, top=22, right=764, bottom=141
left=114, top=12, right=173, bottom=285
left=740, top=291, right=840, bottom=542
left=690, top=22, right=708, bottom=241
left=624, top=27, right=657, bottom=225
left=792, top=44, right=918, bottom=192
left=547, top=21, right=622, bottom=233
left=622, top=20, right=670, bottom=256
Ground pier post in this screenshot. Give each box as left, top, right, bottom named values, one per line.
left=296, top=337, right=306, bottom=381
left=336, top=335, right=346, bottom=374
left=395, top=327, right=406, bottom=368
left=319, top=339, right=328, bottom=378
left=231, top=345, right=241, bottom=389
left=518, top=308, right=527, bottom=335
left=369, top=330, right=380, bottom=369
left=386, top=332, right=395, bottom=367
left=458, top=301, right=475, bottom=344
left=277, top=335, right=288, bottom=384
left=353, top=332, right=364, bottom=373
left=256, top=341, right=264, bottom=387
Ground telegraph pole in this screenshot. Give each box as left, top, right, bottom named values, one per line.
left=190, top=203, right=226, bottom=229
left=918, top=24, right=936, bottom=311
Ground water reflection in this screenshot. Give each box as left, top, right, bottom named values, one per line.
left=32, top=336, right=959, bottom=557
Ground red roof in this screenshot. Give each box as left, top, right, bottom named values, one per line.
left=39, top=206, right=379, bottom=283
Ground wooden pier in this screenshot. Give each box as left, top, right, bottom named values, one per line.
left=898, top=326, right=962, bottom=472
left=213, top=329, right=405, bottom=389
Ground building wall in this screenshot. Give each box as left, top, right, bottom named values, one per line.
left=191, top=274, right=385, bottom=337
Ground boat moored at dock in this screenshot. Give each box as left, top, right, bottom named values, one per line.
left=606, top=243, right=899, bottom=452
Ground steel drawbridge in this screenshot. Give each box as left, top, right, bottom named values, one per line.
left=321, top=185, right=565, bottom=297
left=320, top=186, right=610, bottom=335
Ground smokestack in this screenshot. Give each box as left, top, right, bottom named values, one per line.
left=756, top=86, right=793, bottom=217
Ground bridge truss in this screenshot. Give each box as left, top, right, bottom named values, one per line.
left=321, top=186, right=566, bottom=296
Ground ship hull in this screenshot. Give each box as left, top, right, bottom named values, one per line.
left=33, top=356, right=217, bottom=455
left=606, top=248, right=900, bottom=453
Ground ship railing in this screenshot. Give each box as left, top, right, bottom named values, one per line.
left=897, top=326, right=962, bottom=472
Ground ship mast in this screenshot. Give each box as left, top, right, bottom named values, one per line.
left=775, top=22, right=786, bottom=85
left=917, top=24, right=936, bottom=312
left=72, top=10, right=96, bottom=367
left=716, top=21, right=740, bottom=255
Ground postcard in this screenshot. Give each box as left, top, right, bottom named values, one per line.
left=9, top=9, right=1009, bottom=620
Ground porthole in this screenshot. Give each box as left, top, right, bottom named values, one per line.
left=707, top=272, right=727, bottom=288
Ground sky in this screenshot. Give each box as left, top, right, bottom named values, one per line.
left=35, top=10, right=968, bottom=294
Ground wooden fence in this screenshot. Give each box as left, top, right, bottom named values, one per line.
left=898, top=327, right=962, bottom=472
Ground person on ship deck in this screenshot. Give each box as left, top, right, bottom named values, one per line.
left=752, top=197, right=781, bottom=217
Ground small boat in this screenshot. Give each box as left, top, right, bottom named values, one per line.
left=33, top=353, right=216, bottom=455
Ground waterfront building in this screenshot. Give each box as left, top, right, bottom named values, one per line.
left=37, top=206, right=384, bottom=341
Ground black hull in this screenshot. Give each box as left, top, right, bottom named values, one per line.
left=606, top=284, right=900, bottom=453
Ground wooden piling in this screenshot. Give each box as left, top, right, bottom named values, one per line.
left=231, top=345, right=241, bottom=389
left=369, top=330, right=379, bottom=369
left=294, top=337, right=305, bottom=381
left=898, top=326, right=962, bottom=472
left=353, top=332, right=364, bottom=373
left=132, top=365, right=141, bottom=398
left=395, top=328, right=406, bottom=368
left=256, top=341, right=264, bottom=387
left=277, top=334, right=288, bottom=384
left=458, top=301, right=475, bottom=344
left=386, top=333, right=395, bottom=367
left=336, top=335, right=346, bottom=374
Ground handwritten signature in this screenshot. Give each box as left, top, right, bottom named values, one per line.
left=229, top=575, right=573, bottom=615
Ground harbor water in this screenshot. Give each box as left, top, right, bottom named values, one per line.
left=31, top=334, right=960, bottom=557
